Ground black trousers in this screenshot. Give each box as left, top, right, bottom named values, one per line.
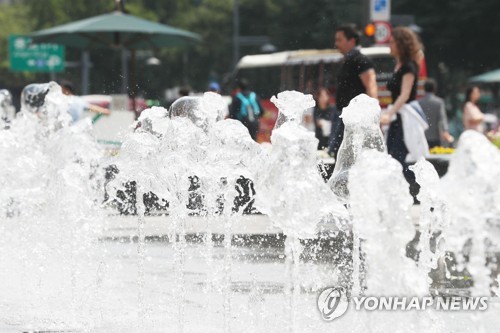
left=328, top=108, right=343, bottom=157
left=387, top=115, right=420, bottom=200
left=242, top=120, right=259, bottom=141
left=427, top=139, right=441, bottom=148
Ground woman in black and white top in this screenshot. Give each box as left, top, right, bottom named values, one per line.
left=381, top=27, right=423, bottom=166
left=380, top=27, right=423, bottom=198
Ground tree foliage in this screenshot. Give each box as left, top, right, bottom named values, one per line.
left=26, top=0, right=114, bottom=29
left=393, top=0, right=500, bottom=110
left=272, top=0, right=362, bottom=50
left=394, top=0, right=500, bottom=74
left=0, top=3, right=34, bottom=87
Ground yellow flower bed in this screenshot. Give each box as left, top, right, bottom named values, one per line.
left=486, top=131, right=500, bottom=149
left=429, top=146, right=455, bottom=154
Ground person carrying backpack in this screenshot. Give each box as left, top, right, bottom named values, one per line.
left=230, top=78, right=264, bottom=141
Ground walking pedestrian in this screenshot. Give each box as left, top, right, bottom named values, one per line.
left=418, top=78, right=454, bottom=148
left=462, top=86, right=485, bottom=133
left=380, top=27, right=425, bottom=199
left=60, top=81, right=110, bottom=124
left=329, top=24, right=378, bottom=158
left=229, top=78, right=263, bottom=141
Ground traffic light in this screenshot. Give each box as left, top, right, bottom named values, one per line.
left=362, top=23, right=376, bottom=46
left=364, top=23, right=376, bottom=37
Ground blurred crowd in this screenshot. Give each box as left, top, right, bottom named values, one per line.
left=1, top=26, right=498, bottom=156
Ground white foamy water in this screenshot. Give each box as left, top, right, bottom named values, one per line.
left=349, top=150, right=427, bottom=296
left=328, top=94, right=386, bottom=201
left=256, top=91, right=348, bottom=239
left=438, top=131, right=500, bottom=296
left=0, top=83, right=105, bottom=330
left=0, top=87, right=498, bottom=332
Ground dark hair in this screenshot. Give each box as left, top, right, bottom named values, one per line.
left=314, top=87, right=331, bottom=108
left=178, top=86, right=191, bottom=96
left=60, top=80, right=74, bottom=94
left=314, top=87, right=330, bottom=100
left=464, top=86, right=479, bottom=104
left=238, top=78, right=249, bottom=90
left=336, top=25, right=360, bottom=45
left=424, top=78, right=437, bottom=93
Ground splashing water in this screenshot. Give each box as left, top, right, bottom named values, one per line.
left=256, top=91, right=348, bottom=238
left=0, top=83, right=104, bottom=330
left=256, top=91, right=348, bottom=332
left=439, top=131, right=500, bottom=296
left=328, top=94, right=386, bottom=202
left=107, top=91, right=269, bottom=332
left=0, top=89, right=16, bottom=127
left=1, top=84, right=499, bottom=333
left=410, top=159, right=449, bottom=291
left=349, top=149, right=427, bottom=296
left=271, top=90, right=314, bottom=130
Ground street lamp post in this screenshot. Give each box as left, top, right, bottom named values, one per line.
left=81, top=51, right=91, bottom=95
left=233, top=0, right=240, bottom=68
left=233, top=0, right=276, bottom=67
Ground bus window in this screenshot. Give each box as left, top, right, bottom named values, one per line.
left=304, top=64, right=319, bottom=93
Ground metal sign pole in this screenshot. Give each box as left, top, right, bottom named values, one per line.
left=81, top=50, right=90, bottom=95
left=232, top=0, right=240, bottom=68
left=121, top=49, right=129, bottom=94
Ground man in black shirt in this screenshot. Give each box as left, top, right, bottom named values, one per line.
left=329, top=25, right=378, bottom=157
